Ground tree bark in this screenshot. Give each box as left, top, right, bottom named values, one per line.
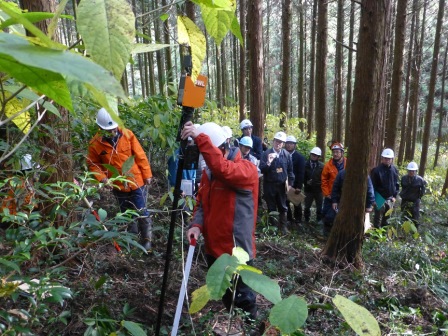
left=280, top=0, right=292, bottom=128
left=419, top=0, right=445, bottom=177
left=322, top=0, right=391, bottom=268
left=247, top=0, right=265, bottom=138
left=307, top=0, right=318, bottom=138
left=238, top=0, right=247, bottom=121
left=315, top=0, right=328, bottom=159
left=344, top=0, right=356, bottom=147
left=298, top=0, right=305, bottom=130
left=333, top=0, right=344, bottom=142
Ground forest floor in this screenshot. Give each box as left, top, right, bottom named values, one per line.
left=3, top=179, right=447, bottom=335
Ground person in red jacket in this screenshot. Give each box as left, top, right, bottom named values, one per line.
left=87, top=108, right=153, bottom=250
left=182, top=121, right=259, bottom=321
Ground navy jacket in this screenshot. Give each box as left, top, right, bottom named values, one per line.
left=236, top=134, right=263, bottom=160
left=370, top=164, right=399, bottom=199
left=304, top=159, right=324, bottom=193
left=288, top=150, right=306, bottom=190
left=331, top=170, right=375, bottom=208
left=400, top=175, right=426, bottom=202
left=260, top=148, right=294, bottom=186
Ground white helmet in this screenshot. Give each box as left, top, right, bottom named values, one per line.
left=222, top=126, right=233, bottom=139
left=20, top=154, right=40, bottom=170
left=286, top=135, right=297, bottom=143
left=239, top=136, right=253, bottom=148
left=240, top=119, right=253, bottom=129
left=407, top=161, right=418, bottom=170
left=310, top=147, right=322, bottom=156
left=274, top=131, right=287, bottom=142
left=381, top=148, right=394, bottom=159
left=194, top=123, right=200, bottom=129
left=96, top=108, right=118, bottom=130
left=197, top=122, right=227, bottom=147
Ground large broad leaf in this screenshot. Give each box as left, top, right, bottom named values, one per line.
left=0, top=12, right=73, bottom=31
left=232, top=246, right=249, bottom=264
left=206, top=254, right=238, bottom=300
left=189, top=284, right=210, bottom=314
left=0, top=33, right=126, bottom=101
left=121, top=320, right=146, bottom=336
left=269, top=295, right=308, bottom=334
left=5, top=96, right=31, bottom=133
left=3, top=84, right=60, bottom=116
left=239, top=270, right=281, bottom=304
left=177, top=16, right=206, bottom=83
left=121, top=156, right=135, bottom=176
left=131, top=43, right=171, bottom=54
left=192, top=0, right=236, bottom=10
left=200, top=5, right=234, bottom=45
left=332, top=295, right=380, bottom=336
left=0, top=54, right=72, bottom=110
left=230, top=15, right=243, bottom=45
left=77, top=0, right=135, bottom=79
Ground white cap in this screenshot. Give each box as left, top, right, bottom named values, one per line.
left=407, top=162, right=418, bottom=170
left=310, top=147, right=322, bottom=156
left=240, top=119, right=253, bottom=129
left=273, top=131, right=287, bottom=142
left=381, top=148, right=394, bottom=159
left=197, top=122, right=227, bottom=147
left=286, top=135, right=297, bottom=143
left=96, top=108, right=118, bottom=130
left=222, top=126, right=233, bottom=139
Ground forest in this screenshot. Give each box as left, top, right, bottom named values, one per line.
left=0, top=0, right=447, bottom=335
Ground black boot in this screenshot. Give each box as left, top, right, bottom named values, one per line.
left=138, top=216, right=152, bottom=251
left=127, top=221, right=139, bottom=234
left=279, top=212, right=289, bottom=235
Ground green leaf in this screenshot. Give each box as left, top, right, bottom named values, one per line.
left=0, top=33, right=126, bottom=100
left=206, top=254, right=238, bottom=300
left=122, top=320, right=146, bottom=336
left=192, top=0, right=236, bottom=10
left=122, top=156, right=135, bottom=176
left=160, top=13, right=169, bottom=21
left=77, top=0, right=135, bottom=79
left=269, top=295, right=308, bottom=334
left=230, top=14, right=243, bottom=45
left=0, top=258, right=21, bottom=273
left=154, top=114, right=161, bottom=128
left=189, top=285, right=210, bottom=314
left=177, top=16, right=206, bottom=82
left=0, top=12, right=73, bottom=30
left=232, top=246, right=249, bottom=264
left=3, top=84, right=60, bottom=115
left=95, top=275, right=108, bottom=289
left=332, top=294, right=380, bottom=336
left=131, top=43, right=171, bottom=54
left=0, top=54, right=72, bottom=110
left=200, top=6, right=234, bottom=45
left=102, top=164, right=120, bottom=178
left=98, top=209, right=107, bottom=221
left=239, top=270, right=281, bottom=304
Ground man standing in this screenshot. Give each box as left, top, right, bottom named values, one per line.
left=400, top=161, right=426, bottom=228
left=239, top=136, right=259, bottom=167
left=183, top=121, right=259, bottom=320
left=259, top=131, right=295, bottom=234
left=87, top=108, right=153, bottom=250
left=236, top=119, right=263, bottom=160
left=285, top=135, right=305, bottom=226
left=370, top=148, right=399, bottom=228
left=321, top=142, right=346, bottom=233
left=303, top=147, right=324, bottom=224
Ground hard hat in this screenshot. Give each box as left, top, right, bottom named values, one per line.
left=194, top=124, right=200, bottom=129
left=222, top=126, right=233, bottom=139
left=381, top=148, right=394, bottom=158
left=407, top=161, right=418, bottom=170
left=286, top=135, right=297, bottom=143
left=240, top=119, right=253, bottom=129
left=330, top=142, right=344, bottom=151
left=96, top=108, right=118, bottom=130
left=197, top=122, right=227, bottom=147
left=239, top=136, right=253, bottom=148
left=20, top=154, right=40, bottom=170
left=274, top=131, right=287, bottom=142
left=310, top=147, right=322, bottom=156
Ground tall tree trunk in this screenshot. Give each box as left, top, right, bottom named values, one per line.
left=434, top=42, right=448, bottom=168
left=232, top=35, right=238, bottom=103
left=397, top=0, right=417, bottom=165
left=161, top=0, right=174, bottom=95
left=247, top=0, right=265, bottom=138
left=265, top=0, right=272, bottom=116
left=280, top=0, right=292, bottom=128
left=215, top=44, right=222, bottom=107
left=333, top=0, right=344, bottom=142
left=298, top=0, right=305, bottom=130
left=307, top=0, right=318, bottom=138
left=344, top=0, right=355, bottom=147
left=419, top=0, right=444, bottom=177
left=315, top=0, right=328, bottom=159
left=322, top=0, right=391, bottom=268
left=385, top=0, right=408, bottom=150
left=238, top=0, right=247, bottom=121
left=154, top=13, right=165, bottom=96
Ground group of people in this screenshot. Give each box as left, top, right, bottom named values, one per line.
left=84, top=110, right=428, bottom=325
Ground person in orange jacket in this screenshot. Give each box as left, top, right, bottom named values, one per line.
left=87, top=108, right=153, bottom=250
left=182, top=121, right=259, bottom=321
left=321, top=142, right=347, bottom=234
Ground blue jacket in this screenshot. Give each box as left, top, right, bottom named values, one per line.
left=370, top=163, right=399, bottom=199
left=331, top=170, right=375, bottom=208
left=260, top=148, right=294, bottom=186
left=288, top=150, right=306, bottom=189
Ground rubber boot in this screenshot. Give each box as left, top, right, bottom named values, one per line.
left=138, top=217, right=152, bottom=251
left=127, top=221, right=139, bottom=234
left=279, top=212, right=289, bottom=235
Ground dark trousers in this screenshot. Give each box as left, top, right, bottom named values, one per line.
left=287, top=201, right=302, bottom=222
left=401, top=199, right=421, bottom=225
left=322, top=197, right=336, bottom=226
left=263, top=182, right=288, bottom=214
left=113, top=186, right=148, bottom=216
left=373, top=200, right=393, bottom=228
left=206, top=255, right=257, bottom=319
left=304, top=190, right=323, bottom=222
